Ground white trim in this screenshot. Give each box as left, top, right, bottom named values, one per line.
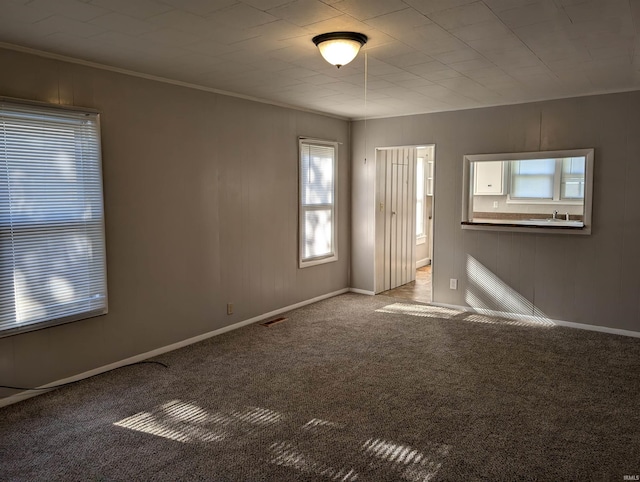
left=462, top=149, right=593, bottom=236
left=0, top=42, right=347, bottom=121
left=299, top=139, right=339, bottom=268
left=431, top=302, right=640, bottom=339
left=375, top=144, right=430, bottom=150
left=0, top=288, right=350, bottom=408
left=416, top=258, right=430, bottom=269
left=505, top=198, right=583, bottom=206
left=350, top=288, right=375, bottom=296
left=0, top=96, right=99, bottom=115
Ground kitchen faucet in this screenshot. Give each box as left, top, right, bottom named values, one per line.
left=552, top=210, right=558, bottom=220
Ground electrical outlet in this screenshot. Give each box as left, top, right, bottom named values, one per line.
left=449, top=279, right=458, bottom=290
left=227, top=303, right=233, bottom=315
left=493, top=201, right=499, bottom=208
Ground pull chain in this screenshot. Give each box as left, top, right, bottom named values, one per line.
left=364, top=51, right=368, bottom=164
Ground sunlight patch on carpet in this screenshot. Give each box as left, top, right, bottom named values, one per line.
left=229, top=406, right=282, bottom=426
left=115, top=401, right=450, bottom=480
left=362, top=438, right=450, bottom=482
left=269, top=441, right=359, bottom=481
left=302, top=418, right=343, bottom=432
left=266, top=418, right=450, bottom=482
left=376, top=302, right=555, bottom=328
left=114, top=400, right=227, bottom=443
left=462, top=312, right=554, bottom=327
left=114, top=401, right=283, bottom=444
left=376, top=303, right=461, bottom=319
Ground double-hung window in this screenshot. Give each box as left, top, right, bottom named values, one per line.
left=509, top=159, right=556, bottom=199
left=561, top=157, right=586, bottom=199
left=509, top=157, right=585, bottom=202
left=0, top=100, right=107, bottom=337
left=299, top=139, right=338, bottom=268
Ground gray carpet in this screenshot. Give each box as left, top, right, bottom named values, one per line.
left=1, top=293, right=640, bottom=481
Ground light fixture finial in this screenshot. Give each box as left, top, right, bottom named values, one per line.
left=312, top=32, right=368, bottom=68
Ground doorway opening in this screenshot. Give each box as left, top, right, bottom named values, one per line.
left=374, top=144, right=435, bottom=303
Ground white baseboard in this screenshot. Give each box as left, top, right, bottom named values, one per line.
left=431, top=302, right=640, bottom=339
left=350, top=288, right=375, bottom=296
left=416, top=258, right=431, bottom=269
left=0, top=288, right=350, bottom=408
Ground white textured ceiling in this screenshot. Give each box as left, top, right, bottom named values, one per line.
left=1, top=0, right=639, bottom=119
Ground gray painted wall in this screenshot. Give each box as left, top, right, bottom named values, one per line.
left=352, top=92, right=640, bottom=332
left=0, top=48, right=350, bottom=401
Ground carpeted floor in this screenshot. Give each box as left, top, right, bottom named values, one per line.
left=1, top=293, right=640, bottom=481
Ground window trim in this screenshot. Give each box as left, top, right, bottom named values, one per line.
left=298, top=138, right=338, bottom=268
left=0, top=96, right=100, bottom=115
left=0, top=99, right=107, bottom=338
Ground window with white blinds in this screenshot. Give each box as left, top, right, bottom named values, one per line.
left=509, top=157, right=586, bottom=201
left=299, top=139, right=338, bottom=268
left=561, top=157, right=586, bottom=200
left=0, top=101, right=107, bottom=337
left=510, top=159, right=556, bottom=199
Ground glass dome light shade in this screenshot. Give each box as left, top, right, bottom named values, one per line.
left=312, top=32, right=368, bottom=68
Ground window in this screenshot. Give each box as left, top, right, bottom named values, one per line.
left=510, top=159, right=555, bottom=199
left=299, top=139, right=337, bottom=268
left=509, top=157, right=586, bottom=202
left=416, top=157, right=425, bottom=240
left=561, top=157, right=586, bottom=199
left=0, top=100, right=107, bottom=337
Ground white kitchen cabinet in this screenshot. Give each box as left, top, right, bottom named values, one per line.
left=474, top=161, right=504, bottom=195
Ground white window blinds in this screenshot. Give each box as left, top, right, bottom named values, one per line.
left=510, top=159, right=556, bottom=199
left=299, top=139, right=338, bottom=268
left=0, top=101, right=107, bottom=337
left=561, top=156, right=586, bottom=199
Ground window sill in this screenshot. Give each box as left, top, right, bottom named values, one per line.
left=299, top=253, right=338, bottom=268
left=0, top=307, right=108, bottom=339
left=505, top=197, right=583, bottom=206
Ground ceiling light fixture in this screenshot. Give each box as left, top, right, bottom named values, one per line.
left=312, top=32, right=368, bottom=68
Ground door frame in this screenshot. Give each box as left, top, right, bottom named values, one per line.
left=373, top=143, right=436, bottom=303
